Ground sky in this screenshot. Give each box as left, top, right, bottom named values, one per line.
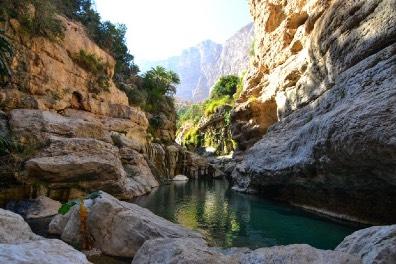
left=95, top=0, right=252, bottom=64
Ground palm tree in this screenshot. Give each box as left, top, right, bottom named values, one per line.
left=0, top=28, right=13, bottom=79
left=144, top=66, right=180, bottom=97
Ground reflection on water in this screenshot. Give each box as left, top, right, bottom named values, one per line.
left=134, top=179, right=359, bottom=249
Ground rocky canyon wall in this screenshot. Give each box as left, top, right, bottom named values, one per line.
left=231, top=0, right=396, bottom=224
left=0, top=16, right=209, bottom=205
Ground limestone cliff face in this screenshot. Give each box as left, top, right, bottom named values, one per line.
left=0, top=16, right=209, bottom=205
left=141, top=24, right=254, bottom=102
left=231, top=0, right=396, bottom=224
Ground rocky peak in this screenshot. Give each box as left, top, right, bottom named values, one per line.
left=141, top=23, right=254, bottom=102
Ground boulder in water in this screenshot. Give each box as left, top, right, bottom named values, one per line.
left=172, top=175, right=189, bottom=181
left=49, top=191, right=202, bottom=257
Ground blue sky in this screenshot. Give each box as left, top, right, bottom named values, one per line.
left=95, top=0, right=252, bottom=64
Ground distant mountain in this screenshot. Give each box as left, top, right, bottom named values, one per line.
left=140, top=23, right=254, bottom=102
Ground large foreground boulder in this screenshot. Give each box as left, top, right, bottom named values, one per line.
left=0, top=209, right=90, bottom=264
left=0, top=239, right=91, bottom=264
left=6, top=109, right=157, bottom=202
left=0, top=209, right=40, bottom=244
left=132, top=238, right=361, bottom=264
left=336, top=225, right=396, bottom=264
left=49, top=191, right=202, bottom=257
left=239, top=245, right=361, bottom=264
left=132, top=238, right=234, bottom=264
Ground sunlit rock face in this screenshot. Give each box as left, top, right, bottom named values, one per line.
left=0, top=15, right=207, bottom=205
left=140, top=24, right=254, bottom=102
left=232, top=0, right=396, bottom=224
left=0, top=12, right=215, bottom=204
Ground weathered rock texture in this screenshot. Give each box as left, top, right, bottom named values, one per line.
left=49, top=192, right=202, bottom=257
left=197, top=105, right=235, bottom=156
left=6, top=196, right=61, bottom=219
left=0, top=209, right=91, bottom=264
left=0, top=239, right=92, bottom=264
left=0, top=16, right=210, bottom=205
left=0, top=208, right=40, bottom=243
left=146, top=143, right=211, bottom=182
left=231, top=0, right=396, bottom=224
left=336, top=225, right=396, bottom=264
left=141, top=24, right=254, bottom=102
left=132, top=237, right=361, bottom=264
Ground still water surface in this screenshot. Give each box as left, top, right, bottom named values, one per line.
left=134, top=179, right=359, bottom=250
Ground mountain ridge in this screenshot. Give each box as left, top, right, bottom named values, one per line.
left=140, top=23, right=254, bottom=102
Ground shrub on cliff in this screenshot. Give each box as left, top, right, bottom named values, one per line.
left=0, top=27, right=13, bottom=81
left=2, top=0, right=64, bottom=40
left=211, top=75, right=240, bottom=99
left=72, top=49, right=111, bottom=92
left=177, top=74, right=242, bottom=153
left=202, top=75, right=241, bottom=116
left=53, top=0, right=140, bottom=86
left=177, top=104, right=203, bottom=129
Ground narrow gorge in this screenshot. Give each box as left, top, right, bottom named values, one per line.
left=0, top=0, right=395, bottom=264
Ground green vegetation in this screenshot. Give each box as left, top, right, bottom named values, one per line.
left=142, top=66, right=179, bottom=114
left=202, top=75, right=242, bottom=116
left=1, top=0, right=178, bottom=142
left=0, top=27, right=13, bottom=81
left=58, top=191, right=102, bottom=215
left=211, top=75, right=240, bottom=99
left=177, top=74, right=243, bottom=154
left=1, top=0, right=139, bottom=92
left=73, top=50, right=108, bottom=76
left=183, top=126, right=201, bottom=147
left=176, top=104, right=203, bottom=129
left=2, top=0, right=64, bottom=40
left=203, top=96, right=233, bottom=116
left=0, top=135, right=14, bottom=156
left=73, top=49, right=110, bottom=92
left=58, top=200, right=78, bottom=215
left=135, top=66, right=180, bottom=141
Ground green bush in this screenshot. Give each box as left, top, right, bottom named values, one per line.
left=73, top=50, right=107, bottom=75
left=73, top=50, right=110, bottom=92
left=177, top=104, right=203, bottom=129
left=211, top=75, right=240, bottom=99
left=183, top=126, right=201, bottom=147
left=2, top=0, right=64, bottom=40
left=177, top=74, right=243, bottom=151
left=53, top=0, right=140, bottom=87
left=203, top=96, right=232, bottom=116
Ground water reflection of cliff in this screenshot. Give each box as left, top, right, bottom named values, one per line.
left=134, top=179, right=357, bottom=249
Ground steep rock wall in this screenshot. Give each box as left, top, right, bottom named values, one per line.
left=0, top=16, right=209, bottom=205
left=231, top=0, right=396, bottom=224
